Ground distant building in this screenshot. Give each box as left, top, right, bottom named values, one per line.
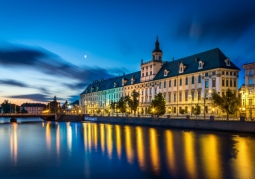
left=46, top=96, right=61, bottom=113
left=239, top=62, right=255, bottom=120
left=21, top=103, right=46, bottom=114
left=80, top=37, right=240, bottom=116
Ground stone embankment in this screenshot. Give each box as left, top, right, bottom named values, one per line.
left=44, top=114, right=84, bottom=122
left=85, top=116, right=255, bottom=133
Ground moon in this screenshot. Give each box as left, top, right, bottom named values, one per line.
left=84, top=55, right=87, bottom=58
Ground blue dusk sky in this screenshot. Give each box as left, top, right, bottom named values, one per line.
left=0, top=0, right=255, bottom=105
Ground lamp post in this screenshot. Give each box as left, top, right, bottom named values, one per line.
left=203, top=90, right=212, bottom=120
left=189, top=94, right=192, bottom=116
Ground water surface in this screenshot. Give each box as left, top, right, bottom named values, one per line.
left=0, top=119, right=255, bottom=178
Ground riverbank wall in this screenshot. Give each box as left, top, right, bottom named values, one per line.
left=85, top=116, right=255, bottom=133
left=44, top=114, right=84, bottom=122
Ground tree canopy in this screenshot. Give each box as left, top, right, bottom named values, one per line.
left=125, top=90, right=139, bottom=115
left=193, top=104, right=201, bottom=116
left=211, top=88, right=240, bottom=120
left=148, top=92, right=166, bottom=116
left=116, top=97, right=127, bottom=114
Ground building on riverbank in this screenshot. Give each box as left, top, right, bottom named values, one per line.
left=80, top=37, right=240, bottom=116
left=239, top=62, right=255, bottom=120
left=21, top=103, right=46, bottom=114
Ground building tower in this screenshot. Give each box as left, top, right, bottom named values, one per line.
left=152, top=36, right=163, bottom=61
left=140, top=36, right=164, bottom=82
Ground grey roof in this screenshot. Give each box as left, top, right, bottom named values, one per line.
left=21, top=103, right=46, bottom=107
left=80, top=71, right=140, bottom=94
left=81, top=48, right=240, bottom=94
left=154, top=48, right=240, bottom=80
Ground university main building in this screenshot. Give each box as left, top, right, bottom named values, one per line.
left=80, top=38, right=240, bottom=115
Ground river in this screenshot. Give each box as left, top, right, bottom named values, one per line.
left=0, top=118, right=254, bottom=178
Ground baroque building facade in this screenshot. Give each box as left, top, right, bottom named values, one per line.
left=80, top=38, right=240, bottom=116
left=239, top=62, right=255, bottom=120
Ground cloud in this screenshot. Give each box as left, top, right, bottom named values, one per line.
left=173, top=1, right=255, bottom=42
left=0, top=80, right=28, bottom=87
left=0, top=44, right=121, bottom=92
left=7, top=94, right=50, bottom=102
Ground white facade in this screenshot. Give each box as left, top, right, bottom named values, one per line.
left=80, top=39, right=240, bottom=116
left=239, top=62, right=255, bottom=119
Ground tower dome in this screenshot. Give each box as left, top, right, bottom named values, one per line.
left=152, top=36, right=163, bottom=61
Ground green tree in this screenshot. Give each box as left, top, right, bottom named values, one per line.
left=125, top=90, right=139, bottom=115
left=109, top=101, right=117, bottom=113
left=0, top=100, right=16, bottom=113
left=211, top=88, right=240, bottom=120
left=96, top=109, right=101, bottom=114
left=179, top=109, right=185, bottom=114
left=116, top=97, right=127, bottom=114
left=193, top=104, right=201, bottom=116
left=148, top=92, right=166, bottom=116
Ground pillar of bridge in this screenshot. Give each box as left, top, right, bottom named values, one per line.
left=10, top=117, right=17, bottom=123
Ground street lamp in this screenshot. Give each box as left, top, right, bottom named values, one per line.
left=212, top=108, right=215, bottom=115
left=204, top=90, right=212, bottom=120
left=152, top=108, right=155, bottom=115
left=168, top=107, right=171, bottom=114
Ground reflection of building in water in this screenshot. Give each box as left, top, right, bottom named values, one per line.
left=66, top=122, right=72, bottom=152
left=46, top=122, right=51, bottom=150
left=100, top=124, right=105, bottom=153
left=83, top=123, right=87, bottom=150
left=232, top=136, right=253, bottom=179
left=136, top=127, right=146, bottom=171
left=201, top=135, right=221, bottom=179
left=10, top=123, right=18, bottom=165
left=56, top=124, right=60, bottom=156
left=150, top=128, right=160, bottom=175
left=93, top=124, right=98, bottom=150
left=183, top=132, right=197, bottom=178
left=87, top=123, right=92, bottom=151
left=116, top=125, right=122, bottom=159
left=106, top=125, right=113, bottom=158
left=125, top=126, right=134, bottom=164
left=165, top=130, right=176, bottom=176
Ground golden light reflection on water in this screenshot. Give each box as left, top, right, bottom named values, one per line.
left=87, top=123, right=92, bottom=151
left=46, top=122, right=51, bottom=150
left=165, top=130, right=176, bottom=176
left=106, top=125, right=113, bottom=158
left=10, top=123, right=18, bottom=165
left=66, top=122, right=72, bottom=152
left=183, top=132, right=196, bottom=179
left=149, top=128, right=160, bottom=175
left=83, top=123, right=88, bottom=150
left=56, top=124, right=60, bottom=156
left=201, top=135, right=221, bottom=179
left=93, top=124, right=98, bottom=150
left=37, top=122, right=255, bottom=178
left=232, top=136, right=254, bottom=179
left=125, top=126, right=134, bottom=164
left=116, top=125, right=122, bottom=159
left=100, top=124, right=105, bottom=153
left=136, top=127, right=146, bottom=170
